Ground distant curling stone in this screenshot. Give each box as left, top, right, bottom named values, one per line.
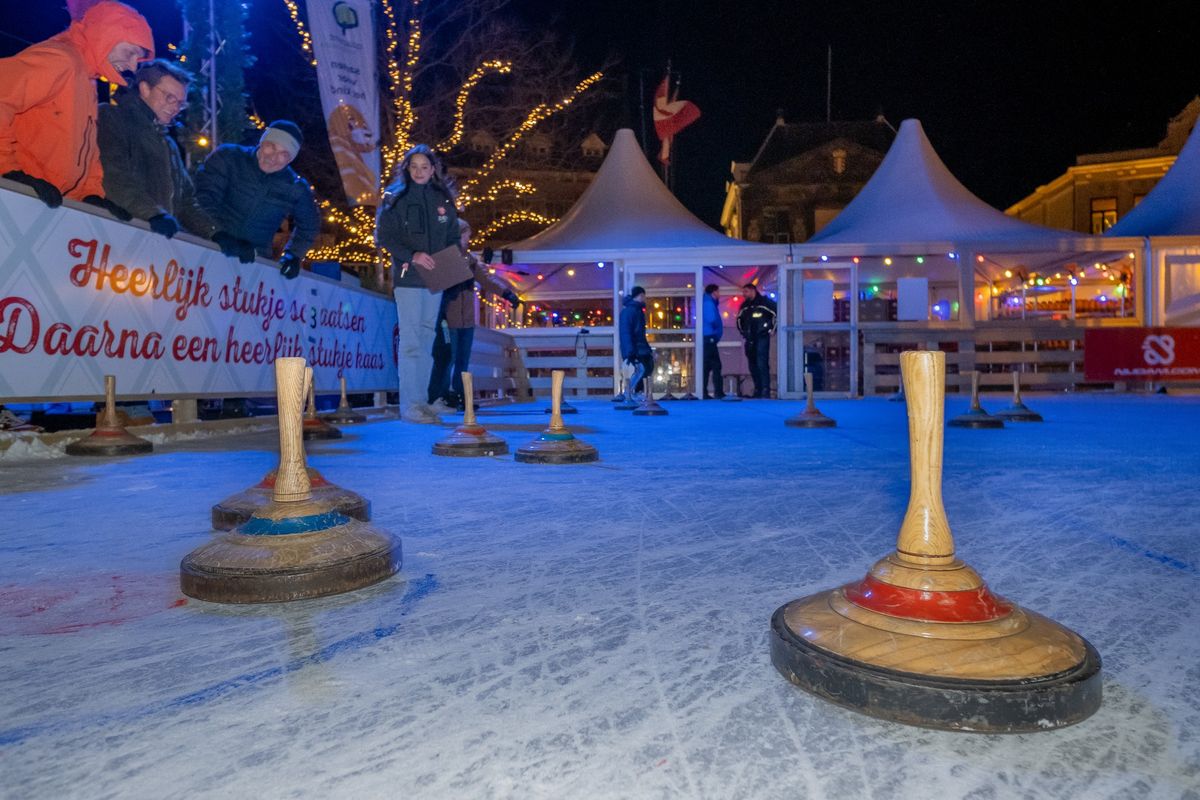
left=65, top=375, right=153, bottom=456
left=769, top=351, right=1100, bottom=732
left=210, top=466, right=370, bottom=531
left=433, top=372, right=509, bottom=457
left=545, top=400, right=578, bottom=414
left=181, top=357, right=399, bottom=604
left=614, top=376, right=639, bottom=411
left=633, top=385, right=668, bottom=416
left=302, top=374, right=343, bottom=440
left=721, top=375, right=742, bottom=402
left=785, top=372, right=836, bottom=428
left=324, top=377, right=366, bottom=424
left=948, top=371, right=1004, bottom=429
left=994, top=371, right=1043, bottom=423
left=516, top=370, right=599, bottom=464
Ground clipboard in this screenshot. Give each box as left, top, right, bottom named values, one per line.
left=417, top=245, right=475, bottom=293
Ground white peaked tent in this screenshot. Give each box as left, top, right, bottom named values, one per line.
left=496, top=128, right=787, bottom=399
left=1108, top=121, right=1200, bottom=324
left=809, top=119, right=1082, bottom=249
left=1109, top=120, right=1200, bottom=236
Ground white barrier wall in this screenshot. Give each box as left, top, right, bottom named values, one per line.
left=0, top=184, right=398, bottom=401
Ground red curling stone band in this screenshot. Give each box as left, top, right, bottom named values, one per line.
left=844, top=574, right=1013, bottom=623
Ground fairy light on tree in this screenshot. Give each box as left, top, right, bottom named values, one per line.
left=280, top=0, right=606, bottom=266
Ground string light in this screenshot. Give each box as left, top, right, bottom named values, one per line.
left=282, top=0, right=317, bottom=66
left=436, top=60, right=513, bottom=151
left=469, top=211, right=558, bottom=248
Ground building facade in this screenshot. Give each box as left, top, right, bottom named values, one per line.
left=1006, top=98, right=1199, bottom=233
left=720, top=116, right=895, bottom=244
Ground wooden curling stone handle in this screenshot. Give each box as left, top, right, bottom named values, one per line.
left=550, top=370, right=565, bottom=430
left=804, top=372, right=815, bottom=411
left=462, top=372, right=476, bottom=425
left=970, top=370, right=982, bottom=410
left=339, top=376, right=349, bottom=405
left=273, top=358, right=313, bottom=503
left=101, top=374, right=119, bottom=428
left=896, top=351, right=955, bottom=565
left=1012, top=371, right=1022, bottom=404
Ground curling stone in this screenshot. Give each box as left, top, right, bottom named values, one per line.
left=633, top=386, right=669, bottom=416
left=302, top=373, right=343, bottom=440
left=948, top=371, right=1004, bottom=429
left=785, top=372, right=836, bottom=428
left=181, top=358, right=400, bottom=604
left=721, top=375, right=742, bottom=402
left=515, top=370, right=599, bottom=464
left=433, top=372, right=509, bottom=457
left=324, top=377, right=366, bottom=424
left=210, top=466, right=370, bottom=531
left=994, top=371, right=1043, bottom=423
left=545, top=401, right=578, bottom=414
left=65, top=375, right=153, bottom=456
left=769, top=350, right=1100, bottom=732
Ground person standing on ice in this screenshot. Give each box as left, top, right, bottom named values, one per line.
left=737, top=283, right=776, bottom=398
left=194, top=119, right=319, bottom=279
left=375, top=144, right=461, bottom=424
left=427, top=219, right=521, bottom=412
left=98, top=60, right=215, bottom=240
left=619, top=285, right=654, bottom=402
left=0, top=0, right=152, bottom=215
left=702, top=283, right=725, bottom=399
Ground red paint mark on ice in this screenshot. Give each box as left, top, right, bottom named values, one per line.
left=656, top=760, right=668, bottom=768
left=0, top=574, right=187, bottom=635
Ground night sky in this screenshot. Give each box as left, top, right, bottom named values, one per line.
left=2, top=1, right=1195, bottom=227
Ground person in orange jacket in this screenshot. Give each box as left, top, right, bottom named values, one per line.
left=0, top=1, right=153, bottom=214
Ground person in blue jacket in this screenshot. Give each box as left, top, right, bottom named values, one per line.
left=702, top=283, right=724, bottom=398
left=619, top=285, right=654, bottom=401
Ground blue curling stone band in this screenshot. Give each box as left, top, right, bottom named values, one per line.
left=539, top=432, right=575, bottom=441
left=240, top=511, right=352, bottom=536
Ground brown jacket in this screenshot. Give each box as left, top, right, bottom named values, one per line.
left=441, top=258, right=514, bottom=329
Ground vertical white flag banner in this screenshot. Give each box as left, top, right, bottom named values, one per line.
left=307, top=0, right=380, bottom=206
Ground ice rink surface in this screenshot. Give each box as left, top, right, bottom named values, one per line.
left=1, top=394, right=1198, bottom=799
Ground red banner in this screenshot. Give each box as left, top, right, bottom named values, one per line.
left=1084, top=327, right=1200, bottom=381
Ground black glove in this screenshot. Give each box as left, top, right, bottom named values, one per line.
left=147, top=213, right=180, bottom=239
left=279, top=251, right=301, bottom=280
left=213, top=231, right=256, bottom=264
left=502, top=290, right=520, bottom=305
left=3, top=170, right=63, bottom=208
left=82, top=195, right=133, bottom=221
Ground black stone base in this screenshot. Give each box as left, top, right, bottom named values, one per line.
left=180, top=542, right=401, bottom=604
left=65, top=438, right=154, bottom=456
left=785, top=416, right=837, bottom=428
left=996, top=407, right=1043, bottom=423
left=514, top=447, right=599, bottom=464
left=633, top=407, right=668, bottom=416
left=769, top=605, right=1102, bottom=732
left=432, top=440, right=509, bottom=457
left=302, top=426, right=343, bottom=441
left=324, top=411, right=366, bottom=424
left=948, top=413, right=1004, bottom=429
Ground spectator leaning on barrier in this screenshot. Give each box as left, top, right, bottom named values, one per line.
left=98, top=59, right=215, bottom=240
left=194, top=119, right=319, bottom=279
left=0, top=0, right=152, bottom=215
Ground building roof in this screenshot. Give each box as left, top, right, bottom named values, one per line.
left=1108, top=117, right=1200, bottom=236
left=808, top=119, right=1079, bottom=246
left=745, top=117, right=895, bottom=175
left=505, top=128, right=755, bottom=254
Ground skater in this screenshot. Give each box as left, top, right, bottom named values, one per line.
left=619, top=286, right=654, bottom=402
left=98, top=59, right=215, bottom=239
left=737, top=283, right=776, bottom=398
left=702, top=283, right=724, bottom=398
left=0, top=0, right=153, bottom=210
left=375, top=144, right=460, bottom=423
left=194, top=119, right=319, bottom=278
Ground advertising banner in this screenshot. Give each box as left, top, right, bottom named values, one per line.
left=307, top=0, right=381, bottom=205
left=0, top=186, right=398, bottom=401
left=1084, top=327, right=1200, bottom=381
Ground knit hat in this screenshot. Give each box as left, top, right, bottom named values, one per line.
left=629, top=285, right=646, bottom=299
left=261, top=120, right=303, bottom=158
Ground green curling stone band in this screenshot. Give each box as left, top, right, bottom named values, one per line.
left=240, top=511, right=352, bottom=536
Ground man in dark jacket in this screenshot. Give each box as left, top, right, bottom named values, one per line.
left=736, top=283, right=777, bottom=398
left=98, top=59, right=215, bottom=240
left=619, top=285, right=654, bottom=401
left=195, top=119, right=320, bottom=279
left=702, top=283, right=724, bottom=399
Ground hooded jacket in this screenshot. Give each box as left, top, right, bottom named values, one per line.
left=0, top=2, right=154, bottom=199
left=98, top=89, right=215, bottom=237
left=619, top=295, right=651, bottom=360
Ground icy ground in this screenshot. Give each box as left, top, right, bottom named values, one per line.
left=1, top=394, right=1198, bottom=800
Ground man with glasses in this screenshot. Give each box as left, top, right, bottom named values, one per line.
left=98, top=59, right=216, bottom=240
